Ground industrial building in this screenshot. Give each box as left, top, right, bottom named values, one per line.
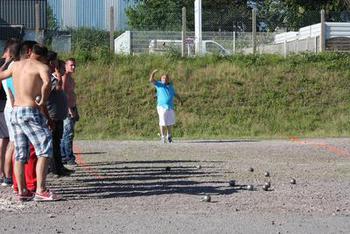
left=47, top=0, right=138, bottom=31
left=0, top=0, right=47, bottom=50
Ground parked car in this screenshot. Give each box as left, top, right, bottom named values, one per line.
left=149, top=39, right=230, bottom=56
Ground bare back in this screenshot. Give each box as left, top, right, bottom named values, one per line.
left=11, top=59, right=51, bottom=107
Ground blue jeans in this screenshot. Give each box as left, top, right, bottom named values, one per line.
left=60, top=117, right=75, bottom=161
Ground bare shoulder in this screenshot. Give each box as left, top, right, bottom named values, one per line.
left=35, top=61, right=50, bottom=72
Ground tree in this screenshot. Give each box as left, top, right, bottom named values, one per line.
left=259, top=0, right=349, bottom=31
left=126, top=0, right=258, bottom=31
left=126, top=0, right=193, bottom=31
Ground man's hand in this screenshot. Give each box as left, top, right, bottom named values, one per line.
left=48, top=118, right=56, bottom=131
left=149, top=69, right=158, bottom=84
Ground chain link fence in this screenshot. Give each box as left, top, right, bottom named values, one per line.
left=39, top=7, right=350, bottom=57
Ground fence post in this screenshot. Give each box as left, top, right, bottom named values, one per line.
left=233, top=31, right=236, bottom=54
left=182, top=7, right=187, bottom=57
left=110, top=6, right=115, bottom=53
left=35, top=2, right=41, bottom=43
left=283, top=40, right=287, bottom=58
left=252, top=9, right=257, bottom=54
left=320, top=9, right=326, bottom=52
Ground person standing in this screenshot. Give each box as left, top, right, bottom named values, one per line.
left=0, top=38, right=21, bottom=186
left=46, top=52, right=71, bottom=176
left=149, top=69, right=182, bottom=143
left=0, top=44, right=61, bottom=201
left=0, top=57, right=9, bottom=185
left=61, top=58, right=78, bottom=165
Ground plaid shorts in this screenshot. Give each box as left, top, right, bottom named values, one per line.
left=11, top=107, right=53, bottom=163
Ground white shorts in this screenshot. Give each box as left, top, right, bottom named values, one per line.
left=157, top=106, right=175, bottom=126
left=4, top=102, right=14, bottom=141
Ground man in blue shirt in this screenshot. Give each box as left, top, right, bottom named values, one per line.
left=149, top=69, right=182, bottom=143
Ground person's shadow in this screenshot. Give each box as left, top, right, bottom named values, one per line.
left=48, top=159, right=245, bottom=200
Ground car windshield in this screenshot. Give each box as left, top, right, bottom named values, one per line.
left=206, top=42, right=225, bottom=54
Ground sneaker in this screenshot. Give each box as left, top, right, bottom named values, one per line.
left=61, top=167, right=75, bottom=174
left=17, top=190, right=34, bottom=202
left=34, top=190, right=62, bottom=202
left=66, top=159, right=77, bottom=165
left=53, top=168, right=74, bottom=177
left=167, top=136, right=173, bottom=143
left=1, top=177, right=13, bottom=187
left=61, top=157, right=69, bottom=164
left=161, top=136, right=166, bottom=144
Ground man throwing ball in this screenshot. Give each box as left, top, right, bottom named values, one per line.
left=149, top=69, right=182, bottom=143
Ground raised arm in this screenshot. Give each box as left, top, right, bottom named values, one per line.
left=149, top=69, right=158, bottom=84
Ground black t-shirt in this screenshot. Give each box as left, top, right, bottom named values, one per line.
left=0, top=58, right=7, bottom=111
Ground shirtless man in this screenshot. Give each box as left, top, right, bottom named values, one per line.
left=0, top=44, right=61, bottom=201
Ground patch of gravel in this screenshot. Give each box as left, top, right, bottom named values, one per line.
left=0, top=138, right=349, bottom=233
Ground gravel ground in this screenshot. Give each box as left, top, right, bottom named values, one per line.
left=0, top=138, right=349, bottom=233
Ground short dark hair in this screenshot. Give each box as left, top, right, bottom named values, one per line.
left=47, top=50, right=58, bottom=62
left=32, top=44, right=48, bottom=58
left=19, top=40, right=38, bottom=58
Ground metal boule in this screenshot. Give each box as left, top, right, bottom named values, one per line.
left=201, top=195, right=211, bottom=202
left=264, top=171, right=270, bottom=177
left=262, top=184, right=269, bottom=191
left=248, top=167, right=254, bottom=172
left=247, top=185, right=254, bottom=191
left=290, top=178, right=296, bottom=184
left=196, top=165, right=202, bottom=169
left=35, top=96, right=41, bottom=103
left=264, top=182, right=271, bottom=188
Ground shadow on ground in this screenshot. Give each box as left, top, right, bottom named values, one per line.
left=49, top=159, right=244, bottom=200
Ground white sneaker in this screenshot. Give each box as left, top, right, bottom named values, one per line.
left=161, top=136, right=166, bottom=144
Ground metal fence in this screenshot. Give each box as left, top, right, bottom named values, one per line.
left=111, top=8, right=336, bottom=57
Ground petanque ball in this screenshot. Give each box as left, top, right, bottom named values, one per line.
left=262, top=184, right=269, bottom=191
left=247, top=185, right=254, bottom=191
left=264, top=171, right=270, bottom=177
left=248, top=167, right=254, bottom=172
left=229, top=180, right=236, bottom=187
left=35, top=96, right=41, bottom=103
left=290, top=178, right=296, bottom=184
left=264, top=182, right=271, bottom=188
left=201, top=195, right=211, bottom=202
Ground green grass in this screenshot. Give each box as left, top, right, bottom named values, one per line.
left=71, top=53, right=350, bottom=140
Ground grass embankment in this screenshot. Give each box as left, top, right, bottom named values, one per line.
left=73, top=53, right=350, bottom=140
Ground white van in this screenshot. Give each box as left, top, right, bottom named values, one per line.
left=149, top=39, right=230, bottom=56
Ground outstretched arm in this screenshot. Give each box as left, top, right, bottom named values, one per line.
left=0, top=67, right=13, bottom=81
left=149, top=69, right=158, bottom=84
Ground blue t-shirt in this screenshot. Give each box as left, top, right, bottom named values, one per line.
left=154, top=81, right=176, bottom=109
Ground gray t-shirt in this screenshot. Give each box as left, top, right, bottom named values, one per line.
left=47, top=74, right=68, bottom=120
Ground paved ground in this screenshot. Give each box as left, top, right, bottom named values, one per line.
left=0, top=138, right=350, bottom=233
